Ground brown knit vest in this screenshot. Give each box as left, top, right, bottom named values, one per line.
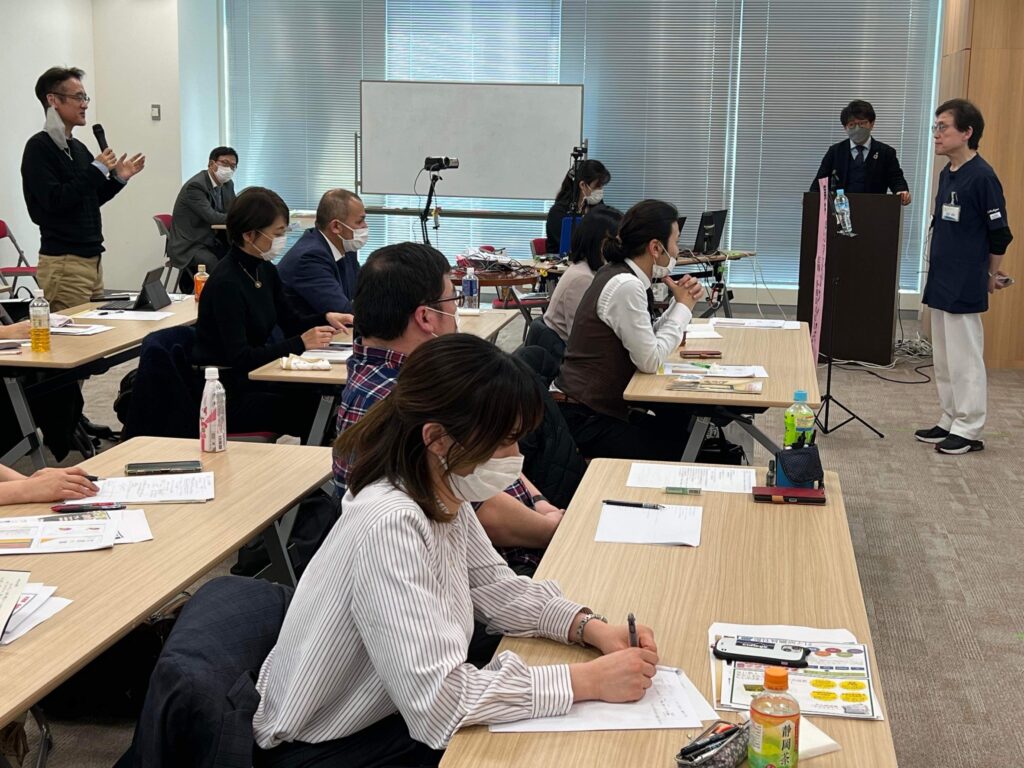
left=556, top=262, right=653, bottom=421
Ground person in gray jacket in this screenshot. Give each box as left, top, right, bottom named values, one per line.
left=168, top=146, right=238, bottom=291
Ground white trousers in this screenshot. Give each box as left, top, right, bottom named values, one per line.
left=930, top=308, right=987, bottom=440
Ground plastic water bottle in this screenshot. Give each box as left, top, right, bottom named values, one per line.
left=462, top=267, right=480, bottom=310
left=783, top=390, right=815, bottom=447
left=193, top=264, right=209, bottom=301
left=199, top=367, right=227, bottom=453
left=29, top=289, right=51, bottom=353
left=749, top=666, right=800, bottom=768
left=834, top=188, right=853, bottom=235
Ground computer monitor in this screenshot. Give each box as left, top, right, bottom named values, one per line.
left=692, top=209, right=728, bottom=255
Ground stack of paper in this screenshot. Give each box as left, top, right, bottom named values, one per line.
left=0, top=509, right=152, bottom=555
left=61, top=472, right=215, bottom=505
left=708, top=623, right=884, bottom=722
left=710, top=318, right=801, bottom=330
left=668, top=377, right=764, bottom=394
left=76, top=310, right=173, bottom=321
left=301, top=348, right=353, bottom=364
left=1, top=576, right=71, bottom=645
left=627, top=463, right=756, bottom=494
left=50, top=323, right=113, bottom=336
left=660, top=363, right=768, bottom=378
left=595, top=503, right=702, bottom=546
left=281, top=354, right=331, bottom=371
left=489, top=667, right=715, bottom=732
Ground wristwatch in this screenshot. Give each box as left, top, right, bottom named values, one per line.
left=575, top=612, right=608, bottom=646
left=531, top=494, right=548, bottom=505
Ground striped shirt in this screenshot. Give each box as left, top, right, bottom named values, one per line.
left=252, top=479, right=582, bottom=750
left=334, top=341, right=544, bottom=571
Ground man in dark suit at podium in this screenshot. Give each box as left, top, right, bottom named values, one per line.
left=810, top=100, right=911, bottom=206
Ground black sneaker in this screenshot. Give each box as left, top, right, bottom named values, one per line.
left=935, top=434, right=984, bottom=454
left=914, top=426, right=949, bottom=444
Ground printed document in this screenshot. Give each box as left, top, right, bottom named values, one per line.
left=627, top=464, right=756, bottom=494
left=489, top=667, right=703, bottom=732
left=76, top=310, right=173, bottom=321
left=596, top=503, right=702, bottom=547
left=0, top=512, right=117, bottom=555
left=61, top=472, right=215, bottom=505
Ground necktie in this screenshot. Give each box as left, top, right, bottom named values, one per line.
left=212, top=185, right=224, bottom=212
left=645, top=286, right=658, bottom=326
left=854, top=145, right=866, bottom=165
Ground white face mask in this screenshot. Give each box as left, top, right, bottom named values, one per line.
left=584, top=187, right=604, bottom=205
left=439, top=453, right=524, bottom=502
left=425, top=305, right=460, bottom=333
left=214, top=165, right=235, bottom=184
left=255, top=232, right=287, bottom=261
left=44, top=106, right=69, bottom=151
left=651, top=245, right=677, bottom=279
left=338, top=221, right=369, bottom=252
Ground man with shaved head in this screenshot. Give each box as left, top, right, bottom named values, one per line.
left=278, top=188, right=367, bottom=316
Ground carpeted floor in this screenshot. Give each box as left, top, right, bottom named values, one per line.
left=10, top=312, right=1024, bottom=767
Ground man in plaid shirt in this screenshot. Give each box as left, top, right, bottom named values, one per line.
left=333, top=242, right=563, bottom=575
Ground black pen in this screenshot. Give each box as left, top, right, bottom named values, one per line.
left=602, top=499, right=663, bottom=510
left=628, top=613, right=638, bottom=647
left=678, top=726, right=739, bottom=759
left=84, top=475, right=101, bottom=482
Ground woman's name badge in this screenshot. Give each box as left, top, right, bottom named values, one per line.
left=942, top=204, right=961, bottom=222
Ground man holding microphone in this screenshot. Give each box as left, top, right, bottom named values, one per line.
left=21, top=66, right=146, bottom=311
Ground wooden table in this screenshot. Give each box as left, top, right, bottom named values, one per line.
left=0, top=299, right=199, bottom=468
left=443, top=460, right=896, bottom=768
left=0, top=437, right=332, bottom=729
left=624, top=321, right=821, bottom=461
left=247, top=310, right=520, bottom=446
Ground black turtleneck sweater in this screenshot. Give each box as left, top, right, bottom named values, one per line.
left=193, top=247, right=324, bottom=382
left=21, top=131, right=126, bottom=257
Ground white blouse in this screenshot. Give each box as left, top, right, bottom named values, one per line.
left=252, top=479, right=583, bottom=750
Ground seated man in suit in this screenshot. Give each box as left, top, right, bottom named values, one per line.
left=278, top=188, right=366, bottom=316
left=810, top=100, right=911, bottom=205
left=168, top=146, right=238, bottom=292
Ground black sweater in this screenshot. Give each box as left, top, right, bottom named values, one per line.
left=21, top=131, right=126, bottom=257
left=193, top=247, right=324, bottom=382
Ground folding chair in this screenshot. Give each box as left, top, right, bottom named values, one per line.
left=152, top=214, right=178, bottom=290
left=0, top=219, right=39, bottom=298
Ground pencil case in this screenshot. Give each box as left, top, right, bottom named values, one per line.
left=675, top=720, right=749, bottom=767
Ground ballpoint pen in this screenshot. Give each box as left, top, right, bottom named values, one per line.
left=602, top=499, right=664, bottom=510
left=628, top=613, right=638, bottom=647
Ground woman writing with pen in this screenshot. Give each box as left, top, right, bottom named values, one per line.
left=0, top=464, right=98, bottom=504
left=252, top=334, right=658, bottom=768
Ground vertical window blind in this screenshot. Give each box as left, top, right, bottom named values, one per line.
left=223, top=0, right=940, bottom=289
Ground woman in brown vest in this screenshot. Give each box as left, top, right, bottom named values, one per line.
left=554, top=199, right=704, bottom=460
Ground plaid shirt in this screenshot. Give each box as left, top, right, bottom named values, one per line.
left=333, top=341, right=543, bottom=573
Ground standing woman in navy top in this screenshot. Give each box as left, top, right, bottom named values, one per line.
left=193, top=187, right=351, bottom=438
left=916, top=99, right=1013, bottom=455
left=545, top=159, right=611, bottom=255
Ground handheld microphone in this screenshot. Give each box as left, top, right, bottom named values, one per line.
left=424, top=156, right=459, bottom=171
left=92, top=124, right=109, bottom=152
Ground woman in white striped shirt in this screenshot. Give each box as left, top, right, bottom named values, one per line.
left=252, top=333, right=659, bottom=767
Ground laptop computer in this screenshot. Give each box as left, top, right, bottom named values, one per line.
left=99, top=267, right=171, bottom=311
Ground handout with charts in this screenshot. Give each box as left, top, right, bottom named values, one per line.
left=0, top=511, right=118, bottom=554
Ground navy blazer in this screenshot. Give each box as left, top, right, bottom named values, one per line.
left=810, top=138, right=909, bottom=195
left=277, top=228, right=360, bottom=316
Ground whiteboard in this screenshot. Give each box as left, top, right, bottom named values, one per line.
left=360, top=81, right=583, bottom=200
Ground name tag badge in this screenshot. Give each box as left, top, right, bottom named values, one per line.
left=942, top=204, right=961, bottom=222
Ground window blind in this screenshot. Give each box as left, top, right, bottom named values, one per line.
left=223, top=0, right=940, bottom=284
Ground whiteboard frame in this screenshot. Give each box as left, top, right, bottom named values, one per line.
left=358, top=80, right=584, bottom=201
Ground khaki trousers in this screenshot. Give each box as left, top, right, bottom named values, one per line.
left=37, top=254, right=104, bottom=312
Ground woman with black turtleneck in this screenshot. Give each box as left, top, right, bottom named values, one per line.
left=544, top=159, right=611, bottom=255
left=193, top=186, right=352, bottom=438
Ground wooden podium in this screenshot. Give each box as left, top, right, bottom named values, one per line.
left=797, top=192, right=902, bottom=366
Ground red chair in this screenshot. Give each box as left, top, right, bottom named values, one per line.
left=530, top=237, right=547, bottom=258
left=153, top=213, right=178, bottom=289
left=0, top=219, right=39, bottom=298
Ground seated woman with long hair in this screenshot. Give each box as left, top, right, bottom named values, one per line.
left=253, top=334, right=658, bottom=768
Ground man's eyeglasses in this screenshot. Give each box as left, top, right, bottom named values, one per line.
left=426, top=292, right=465, bottom=308
left=50, top=91, right=91, bottom=105
left=931, top=122, right=954, bottom=134
left=215, top=159, right=239, bottom=170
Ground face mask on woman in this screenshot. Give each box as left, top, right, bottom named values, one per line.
left=438, top=453, right=524, bottom=502
left=584, top=186, right=604, bottom=205
left=651, top=244, right=677, bottom=279
left=255, top=231, right=287, bottom=261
